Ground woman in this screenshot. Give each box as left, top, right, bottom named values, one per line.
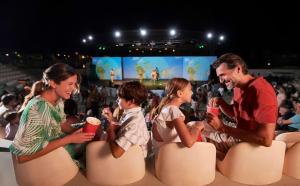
left=10, top=63, right=95, bottom=164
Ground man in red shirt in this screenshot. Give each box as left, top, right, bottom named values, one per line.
left=205, top=53, right=277, bottom=159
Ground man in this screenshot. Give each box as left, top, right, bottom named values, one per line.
left=204, top=53, right=277, bottom=159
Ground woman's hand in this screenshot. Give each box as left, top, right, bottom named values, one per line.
left=65, top=129, right=95, bottom=144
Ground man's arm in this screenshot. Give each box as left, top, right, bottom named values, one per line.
left=213, top=98, right=235, bottom=118
left=223, top=123, right=275, bottom=147
left=207, top=113, right=275, bottom=147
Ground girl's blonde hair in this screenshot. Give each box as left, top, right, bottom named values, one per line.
left=151, top=77, right=190, bottom=120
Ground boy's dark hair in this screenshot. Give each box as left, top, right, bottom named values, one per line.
left=1, top=94, right=16, bottom=106
left=4, top=111, right=18, bottom=122
left=212, top=53, right=249, bottom=74
left=117, top=81, right=148, bottom=105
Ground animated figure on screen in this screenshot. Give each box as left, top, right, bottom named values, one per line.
left=151, top=67, right=159, bottom=84
left=151, top=69, right=157, bottom=82
left=110, top=68, right=115, bottom=83
left=136, top=65, right=145, bottom=83
left=155, top=66, right=160, bottom=80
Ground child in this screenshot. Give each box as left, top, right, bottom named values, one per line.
left=151, top=78, right=204, bottom=149
left=102, top=81, right=150, bottom=158
left=4, top=111, right=20, bottom=140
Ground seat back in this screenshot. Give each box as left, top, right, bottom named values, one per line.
left=155, top=142, right=216, bottom=186
left=12, top=147, right=78, bottom=186
left=217, top=140, right=286, bottom=185
left=283, top=142, right=300, bottom=179
left=86, top=141, right=145, bottom=185
left=276, top=132, right=300, bottom=148
left=0, top=126, right=5, bottom=138
left=0, top=152, right=18, bottom=186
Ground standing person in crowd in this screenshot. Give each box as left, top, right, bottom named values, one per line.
left=10, top=63, right=95, bottom=165
left=204, top=53, right=278, bottom=159
left=151, top=78, right=204, bottom=150
left=101, top=81, right=150, bottom=158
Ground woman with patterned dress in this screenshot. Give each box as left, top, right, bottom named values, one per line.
left=10, top=63, right=95, bottom=165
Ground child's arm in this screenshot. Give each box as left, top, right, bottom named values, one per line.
left=109, top=141, right=125, bottom=158
left=172, top=117, right=203, bottom=147
left=277, top=117, right=293, bottom=125
left=106, top=123, right=125, bottom=158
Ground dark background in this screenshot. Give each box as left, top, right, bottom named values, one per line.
left=0, top=0, right=299, bottom=68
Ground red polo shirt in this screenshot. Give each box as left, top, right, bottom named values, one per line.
left=233, top=76, right=278, bottom=131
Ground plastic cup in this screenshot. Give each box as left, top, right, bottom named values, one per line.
left=83, top=117, right=101, bottom=133
left=187, top=121, right=202, bottom=142
left=207, top=105, right=221, bottom=116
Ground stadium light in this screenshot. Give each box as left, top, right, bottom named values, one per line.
left=219, top=35, right=225, bottom=41
left=114, top=31, right=121, bottom=38
left=140, top=29, right=147, bottom=36
left=82, top=39, right=87, bottom=43
left=207, top=32, right=213, bottom=39
left=169, top=29, right=176, bottom=36
left=88, top=35, right=93, bottom=40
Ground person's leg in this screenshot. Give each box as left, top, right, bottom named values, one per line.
left=202, top=123, right=239, bottom=160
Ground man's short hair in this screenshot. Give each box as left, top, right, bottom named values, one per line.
left=212, top=53, right=249, bottom=74
left=1, top=94, right=16, bottom=106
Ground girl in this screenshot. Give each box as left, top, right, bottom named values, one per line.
left=151, top=78, right=204, bottom=149
left=10, top=63, right=95, bottom=164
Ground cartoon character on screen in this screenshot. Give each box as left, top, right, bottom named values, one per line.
left=187, top=66, right=196, bottom=81
left=110, top=68, right=115, bottom=83
left=151, top=69, right=158, bottom=83
left=136, top=65, right=145, bottom=83
left=155, top=66, right=160, bottom=80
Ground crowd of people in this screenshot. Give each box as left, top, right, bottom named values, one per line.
left=1, top=53, right=300, bottom=170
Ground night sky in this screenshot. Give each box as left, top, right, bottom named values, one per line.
left=0, top=0, right=299, bottom=56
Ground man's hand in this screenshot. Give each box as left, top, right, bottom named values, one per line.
left=206, top=113, right=224, bottom=131
left=65, top=128, right=95, bottom=144
left=208, top=97, right=225, bottom=107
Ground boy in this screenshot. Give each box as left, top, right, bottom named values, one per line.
left=102, top=81, right=149, bottom=158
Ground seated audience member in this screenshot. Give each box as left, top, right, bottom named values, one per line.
left=102, top=81, right=150, bottom=158
left=277, top=98, right=300, bottom=131
left=10, top=63, right=94, bottom=167
left=4, top=111, right=20, bottom=140
left=151, top=78, right=204, bottom=150
left=203, top=53, right=277, bottom=160
left=0, top=94, right=17, bottom=127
